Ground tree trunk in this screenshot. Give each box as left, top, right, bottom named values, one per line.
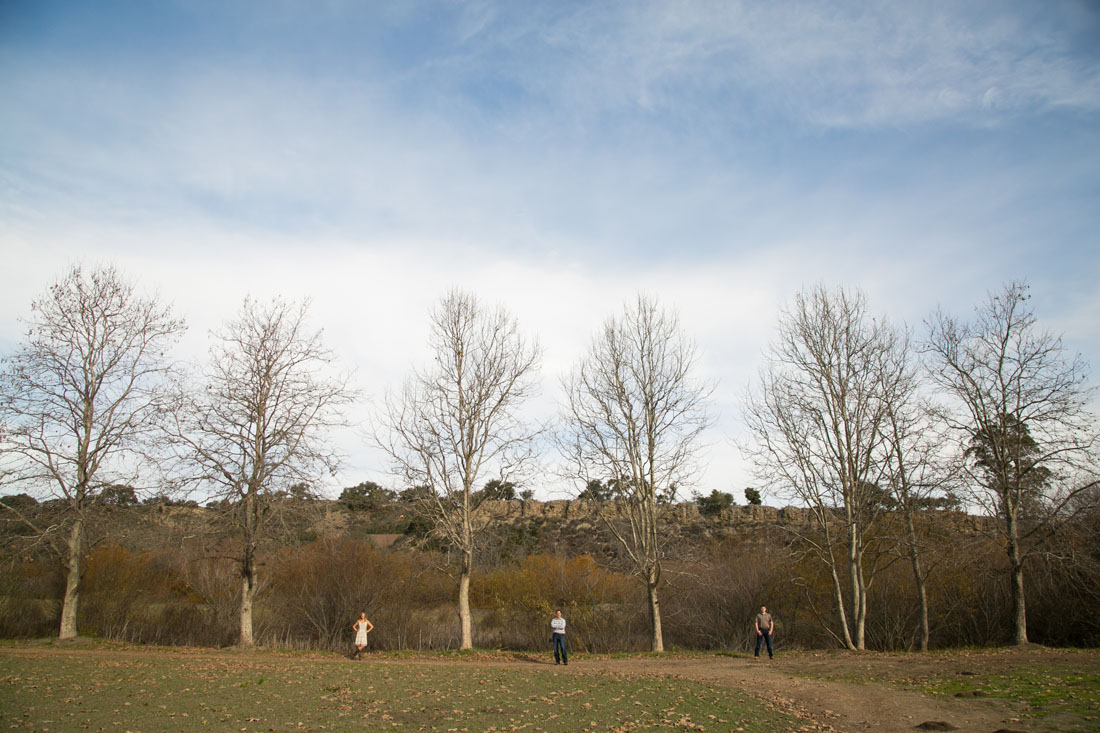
left=1003, top=500, right=1028, bottom=645
left=851, top=552, right=866, bottom=650
left=646, top=569, right=664, bottom=653
left=458, top=562, right=473, bottom=650
left=1009, top=557, right=1027, bottom=645
left=903, top=509, right=930, bottom=651
left=829, top=564, right=857, bottom=650
left=239, top=562, right=256, bottom=647
left=58, top=518, right=84, bottom=640
left=848, top=521, right=866, bottom=650
left=854, top=570, right=867, bottom=651
left=1006, top=521, right=1028, bottom=644
left=915, top=565, right=931, bottom=651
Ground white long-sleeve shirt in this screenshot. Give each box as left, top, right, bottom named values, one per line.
left=551, top=617, right=566, bottom=635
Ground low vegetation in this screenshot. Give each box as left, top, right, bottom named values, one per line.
left=3, top=496, right=1100, bottom=652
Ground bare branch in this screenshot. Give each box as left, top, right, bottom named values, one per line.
left=375, top=290, right=541, bottom=650
left=0, top=265, right=185, bottom=638
left=922, top=281, right=1100, bottom=644
left=743, top=285, right=905, bottom=650
left=559, top=294, right=713, bottom=652
left=171, top=296, right=355, bottom=646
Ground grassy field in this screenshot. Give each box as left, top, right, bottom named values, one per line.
left=0, top=642, right=802, bottom=732
left=918, top=663, right=1100, bottom=729
left=789, top=646, right=1100, bottom=731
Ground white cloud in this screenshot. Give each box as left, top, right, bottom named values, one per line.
left=0, top=220, right=784, bottom=496
left=2, top=0, right=1098, bottom=501
left=449, top=1, right=1100, bottom=128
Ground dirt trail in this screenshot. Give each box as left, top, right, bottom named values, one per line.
left=394, top=647, right=1094, bottom=732
left=570, top=656, right=1016, bottom=733
left=390, top=653, right=1018, bottom=733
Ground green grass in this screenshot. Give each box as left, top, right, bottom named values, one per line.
left=922, top=667, right=1100, bottom=725
left=0, top=646, right=798, bottom=731
left=792, top=651, right=1100, bottom=731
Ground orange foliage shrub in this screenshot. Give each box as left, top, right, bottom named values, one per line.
left=475, top=554, right=644, bottom=652
left=0, top=557, right=63, bottom=637
left=80, top=545, right=225, bottom=645
left=262, top=538, right=453, bottom=651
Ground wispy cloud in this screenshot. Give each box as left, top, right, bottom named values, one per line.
left=2, top=0, right=1098, bottom=495
left=430, top=1, right=1100, bottom=128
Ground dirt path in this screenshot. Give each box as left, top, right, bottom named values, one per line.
left=569, top=656, right=1017, bottom=733
left=379, top=652, right=1018, bottom=732
left=387, top=646, right=1094, bottom=732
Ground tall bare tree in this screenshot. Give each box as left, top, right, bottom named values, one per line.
left=377, top=290, right=541, bottom=650
left=0, top=265, right=184, bottom=639
left=879, top=341, right=958, bottom=652
left=175, top=297, right=353, bottom=646
left=744, top=285, right=905, bottom=650
left=560, top=294, right=712, bottom=652
left=924, top=282, right=1099, bottom=645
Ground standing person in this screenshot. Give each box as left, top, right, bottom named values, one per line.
left=550, top=609, right=568, bottom=665
left=754, top=606, right=774, bottom=660
left=352, top=612, right=374, bottom=659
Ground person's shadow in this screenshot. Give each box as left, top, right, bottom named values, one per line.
left=512, top=653, right=551, bottom=664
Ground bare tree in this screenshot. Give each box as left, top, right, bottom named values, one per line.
left=744, top=285, right=904, bottom=650
left=0, top=265, right=184, bottom=639
left=924, top=282, right=1099, bottom=645
left=560, top=294, right=712, bottom=652
left=175, top=297, right=353, bottom=646
left=376, top=290, right=541, bottom=650
left=879, top=340, right=958, bottom=651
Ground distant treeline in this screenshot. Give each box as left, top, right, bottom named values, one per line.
left=2, top=497, right=1098, bottom=651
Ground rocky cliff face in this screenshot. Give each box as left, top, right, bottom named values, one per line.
left=448, top=499, right=995, bottom=563
left=481, top=499, right=817, bottom=525
left=3, top=497, right=992, bottom=561
left=477, top=499, right=992, bottom=532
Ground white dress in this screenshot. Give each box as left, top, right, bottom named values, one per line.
left=355, top=621, right=368, bottom=646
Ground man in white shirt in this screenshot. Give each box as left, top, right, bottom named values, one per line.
left=550, top=610, right=567, bottom=665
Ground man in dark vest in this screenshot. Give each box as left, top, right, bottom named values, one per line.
left=754, top=605, right=774, bottom=659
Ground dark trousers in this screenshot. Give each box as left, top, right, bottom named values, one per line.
left=553, top=633, right=567, bottom=664
left=755, top=629, right=773, bottom=658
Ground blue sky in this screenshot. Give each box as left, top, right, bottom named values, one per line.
left=2, top=1, right=1099, bottom=500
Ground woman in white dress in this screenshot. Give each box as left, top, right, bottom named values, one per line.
left=351, top=613, right=374, bottom=659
